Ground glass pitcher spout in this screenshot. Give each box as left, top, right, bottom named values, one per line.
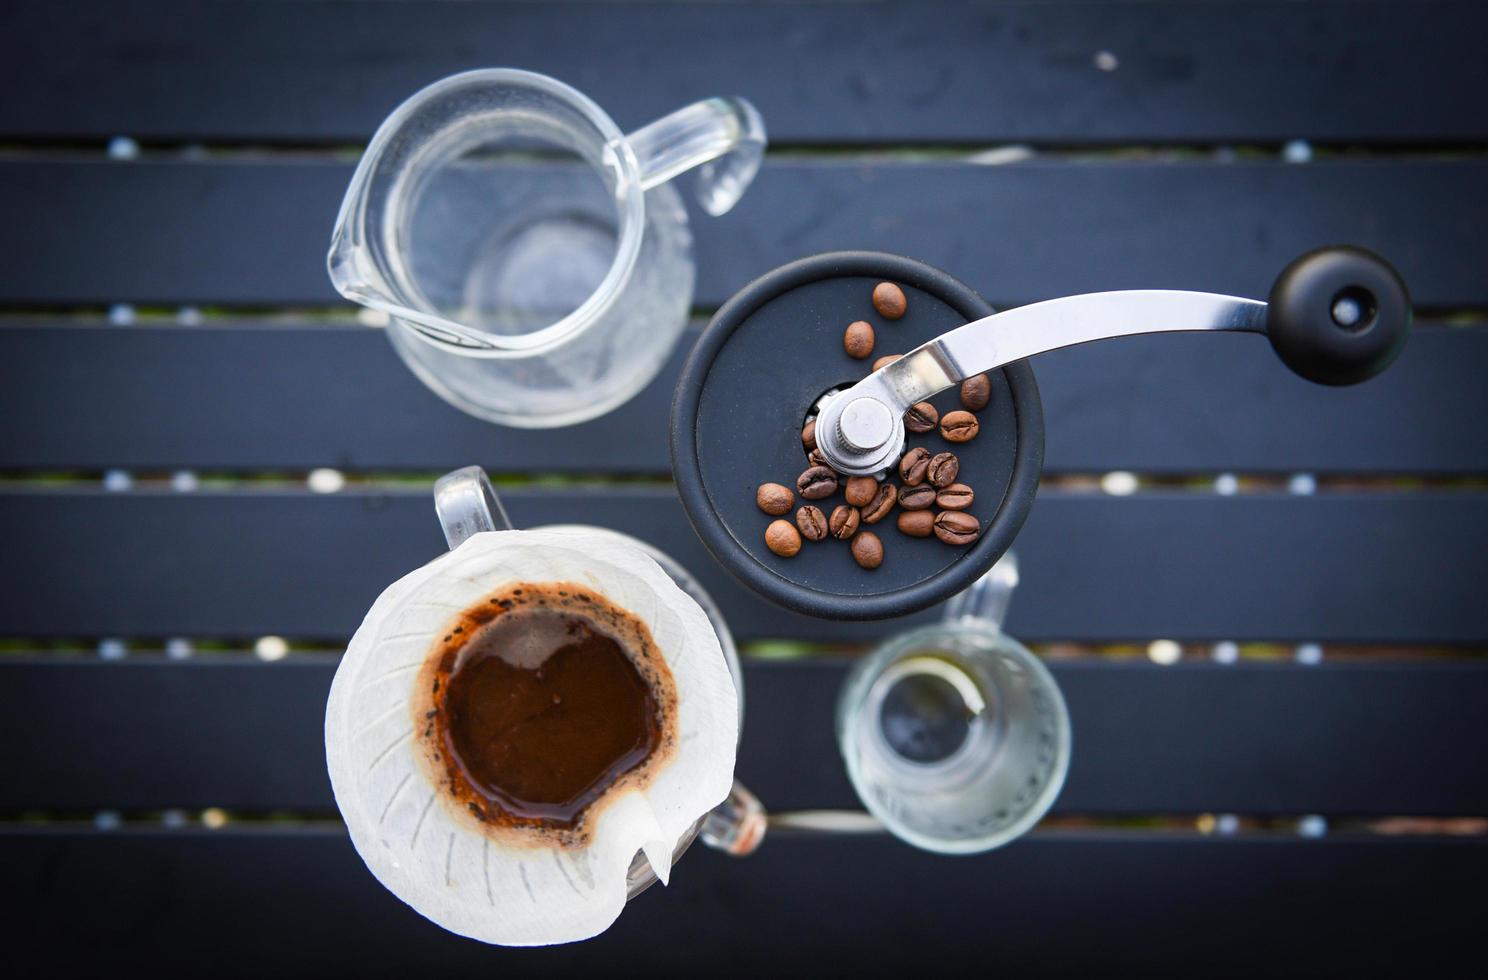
left=615, top=97, right=766, bottom=217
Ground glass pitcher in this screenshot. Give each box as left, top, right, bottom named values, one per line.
left=329, top=69, right=765, bottom=428
left=837, top=552, right=1071, bottom=854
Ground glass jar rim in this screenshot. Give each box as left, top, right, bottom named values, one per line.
left=335, top=68, right=646, bottom=357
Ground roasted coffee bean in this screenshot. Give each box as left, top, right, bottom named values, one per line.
left=898, top=446, right=931, bottom=486
left=765, top=520, right=802, bottom=557
left=904, top=401, right=939, bottom=434
left=796, top=465, right=839, bottom=500
left=872, top=282, right=907, bottom=320
left=756, top=482, right=795, bottom=516
left=801, top=417, right=817, bottom=452
left=844, top=320, right=875, bottom=359
left=808, top=447, right=831, bottom=468
left=899, top=484, right=935, bottom=510
left=933, top=511, right=981, bottom=546
left=862, top=481, right=897, bottom=523
left=897, top=509, right=934, bottom=537
left=795, top=505, right=828, bottom=542
left=844, top=475, right=878, bottom=508
left=851, top=530, right=885, bottom=569
left=829, top=504, right=861, bottom=540
left=927, top=452, right=959, bottom=489
left=960, top=373, right=992, bottom=411
left=872, top=354, right=902, bottom=372
left=940, top=410, right=980, bottom=443
left=936, top=483, right=974, bottom=510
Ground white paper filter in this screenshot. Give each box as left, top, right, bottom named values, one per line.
left=324, top=529, right=739, bottom=945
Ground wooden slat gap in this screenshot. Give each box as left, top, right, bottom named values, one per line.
left=4, top=645, right=1487, bottom=663
left=4, top=476, right=1487, bottom=496
left=2, top=811, right=1484, bottom=839
left=11, top=139, right=1488, bottom=165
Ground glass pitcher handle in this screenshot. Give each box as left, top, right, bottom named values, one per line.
left=700, top=780, right=767, bottom=856
left=618, top=97, right=766, bottom=216
left=942, top=550, right=1020, bottom=633
left=433, top=466, right=513, bottom=549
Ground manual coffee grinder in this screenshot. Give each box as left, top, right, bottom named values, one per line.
left=671, top=247, right=1410, bottom=620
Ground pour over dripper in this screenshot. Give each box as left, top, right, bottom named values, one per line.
left=325, top=465, right=764, bottom=946
left=430, top=466, right=764, bottom=897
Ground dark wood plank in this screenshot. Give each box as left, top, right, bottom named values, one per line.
left=0, top=829, right=1478, bottom=976
left=4, top=2, right=1485, bottom=145
left=3, top=323, right=1485, bottom=474
left=0, top=322, right=682, bottom=474
left=3, top=659, right=1484, bottom=816
left=4, top=158, right=1486, bottom=309
left=0, top=488, right=1483, bottom=644
left=1033, top=327, right=1488, bottom=476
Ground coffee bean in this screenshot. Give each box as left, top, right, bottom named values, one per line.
left=795, top=505, right=828, bottom=542
left=755, top=482, right=795, bottom=516
left=765, top=519, right=802, bottom=557
left=940, top=410, right=980, bottom=443
left=933, top=511, right=981, bottom=545
left=960, top=373, right=991, bottom=411
left=844, top=320, right=875, bottom=359
left=904, top=401, right=939, bottom=434
left=897, top=510, right=934, bottom=537
left=927, top=452, right=959, bottom=488
left=862, top=481, right=897, bottom=523
left=844, top=475, right=878, bottom=507
left=898, top=484, right=935, bottom=510
left=796, top=465, right=839, bottom=500
left=898, top=446, right=931, bottom=486
left=801, top=417, right=817, bottom=452
left=808, top=447, right=831, bottom=468
left=872, top=282, right=907, bottom=320
left=851, top=530, right=885, bottom=569
left=872, top=354, right=902, bottom=372
left=936, top=483, right=974, bottom=510
left=829, top=504, right=861, bottom=540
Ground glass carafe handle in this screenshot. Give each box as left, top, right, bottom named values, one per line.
left=942, top=551, right=1019, bottom=633
left=700, top=779, right=767, bottom=856
left=618, top=97, right=766, bottom=216
left=433, top=466, right=513, bottom=548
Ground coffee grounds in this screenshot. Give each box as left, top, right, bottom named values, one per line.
left=413, top=581, right=677, bottom=847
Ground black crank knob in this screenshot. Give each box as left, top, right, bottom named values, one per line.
left=1267, top=246, right=1411, bottom=386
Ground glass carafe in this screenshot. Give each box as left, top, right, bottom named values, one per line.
left=837, top=552, right=1071, bottom=853
left=329, top=69, right=765, bottom=428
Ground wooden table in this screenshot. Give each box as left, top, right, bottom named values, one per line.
left=1, top=2, right=1485, bottom=974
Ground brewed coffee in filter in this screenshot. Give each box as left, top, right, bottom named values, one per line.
left=325, top=529, right=739, bottom=945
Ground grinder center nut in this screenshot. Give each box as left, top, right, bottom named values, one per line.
left=816, top=393, right=905, bottom=476
left=837, top=396, right=895, bottom=452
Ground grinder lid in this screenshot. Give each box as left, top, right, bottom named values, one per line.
left=670, top=251, right=1044, bottom=621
